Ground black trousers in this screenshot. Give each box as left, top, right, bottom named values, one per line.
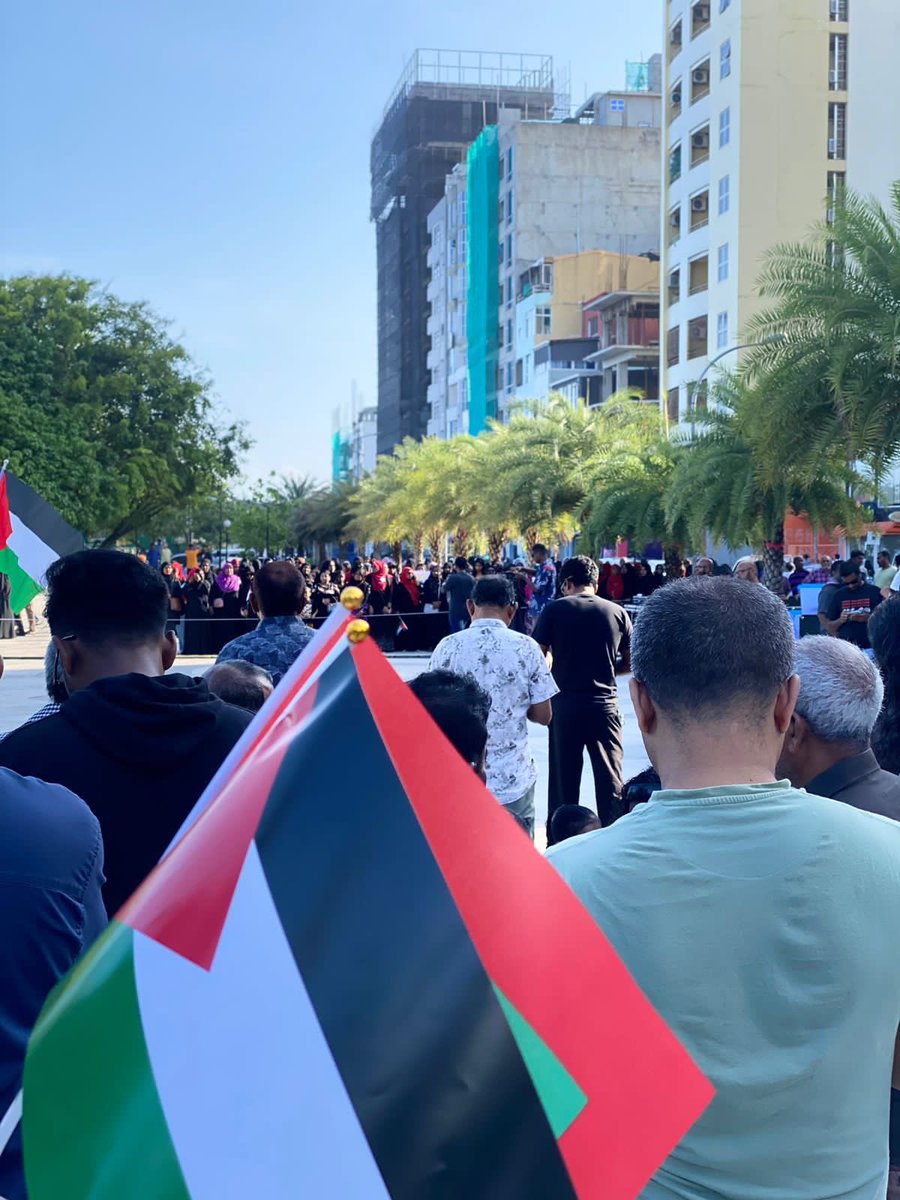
left=547, top=694, right=624, bottom=839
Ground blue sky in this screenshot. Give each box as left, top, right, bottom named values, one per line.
left=1, top=0, right=661, bottom=487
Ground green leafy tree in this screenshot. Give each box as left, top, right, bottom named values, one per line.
left=667, top=375, right=863, bottom=594
left=294, top=481, right=357, bottom=562
left=0, top=275, right=248, bottom=543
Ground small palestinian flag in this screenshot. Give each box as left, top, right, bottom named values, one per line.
left=0, top=468, right=83, bottom=612
left=18, top=611, right=712, bottom=1199
left=396, top=615, right=409, bottom=635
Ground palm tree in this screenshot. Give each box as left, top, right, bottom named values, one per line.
left=747, top=182, right=900, bottom=481
left=666, top=375, right=864, bottom=594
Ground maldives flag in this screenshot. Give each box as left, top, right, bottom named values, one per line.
left=20, top=611, right=712, bottom=1199
left=0, top=469, right=83, bottom=612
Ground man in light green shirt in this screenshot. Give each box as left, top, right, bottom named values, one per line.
left=550, top=576, right=900, bottom=1199
left=875, top=550, right=898, bottom=593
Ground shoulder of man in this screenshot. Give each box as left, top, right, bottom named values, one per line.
left=0, top=710, right=68, bottom=770
left=0, top=767, right=103, bottom=888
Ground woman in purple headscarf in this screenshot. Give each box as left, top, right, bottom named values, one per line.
left=209, top=561, right=247, bottom=653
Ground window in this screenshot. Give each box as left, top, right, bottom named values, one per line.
left=690, top=123, right=710, bottom=167
left=609, top=97, right=626, bottom=112
left=668, top=203, right=682, bottom=245
left=687, top=315, right=708, bottom=360
left=667, top=325, right=680, bottom=366
left=720, top=39, right=732, bottom=79
left=669, top=19, right=683, bottom=62
left=827, top=170, right=846, bottom=224
left=448, top=419, right=458, bottom=438
left=505, top=361, right=513, bottom=388
left=719, top=0, right=731, bottom=9
left=689, top=255, right=709, bottom=295
left=829, top=33, right=848, bottom=90
left=507, top=191, right=514, bottom=224
left=506, top=319, right=512, bottom=348
left=536, top=306, right=552, bottom=336
left=506, top=147, right=514, bottom=181
left=587, top=316, right=599, bottom=337
left=515, top=359, right=523, bottom=387
left=828, top=101, right=847, bottom=158
left=717, top=311, right=728, bottom=349
left=670, top=80, right=683, bottom=121
left=668, top=268, right=681, bottom=305
left=689, top=188, right=710, bottom=230
left=717, top=242, right=729, bottom=281
left=506, top=276, right=513, bottom=305
left=691, top=1, right=711, bottom=38
left=669, top=143, right=682, bottom=183
left=830, top=0, right=848, bottom=20
left=505, top=234, right=512, bottom=266
left=667, top=387, right=680, bottom=422
left=719, top=106, right=731, bottom=146
left=718, top=174, right=730, bottom=214
left=690, top=58, right=711, bottom=103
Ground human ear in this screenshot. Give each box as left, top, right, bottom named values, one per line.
left=629, top=678, right=657, bottom=735
left=161, top=631, right=179, bottom=672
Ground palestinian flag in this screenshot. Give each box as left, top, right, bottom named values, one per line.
left=0, top=469, right=83, bottom=612
left=19, top=611, right=712, bottom=1199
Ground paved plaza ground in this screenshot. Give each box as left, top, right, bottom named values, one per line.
left=0, top=619, right=649, bottom=843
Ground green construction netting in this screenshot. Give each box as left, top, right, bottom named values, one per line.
left=466, top=126, right=500, bottom=435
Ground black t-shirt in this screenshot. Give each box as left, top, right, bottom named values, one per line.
left=532, top=593, right=631, bottom=701
left=824, top=582, right=883, bottom=648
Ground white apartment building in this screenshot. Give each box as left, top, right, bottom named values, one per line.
left=425, top=163, right=469, bottom=440
left=350, top=406, right=378, bottom=482
left=663, top=0, right=900, bottom=424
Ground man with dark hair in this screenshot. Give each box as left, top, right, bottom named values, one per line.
left=550, top=576, right=900, bottom=1197
left=430, top=574, right=557, bottom=836
left=823, top=558, right=883, bottom=649
left=0, top=550, right=253, bottom=913
left=441, top=556, right=475, bottom=634
left=408, top=669, right=491, bottom=779
left=205, top=660, right=274, bottom=714
left=548, top=804, right=601, bottom=844
left=533, top=554, right=631, bottom=837
left=529, top=544, right=556, bottom=618
left=215, top=560, right=313, bottom=685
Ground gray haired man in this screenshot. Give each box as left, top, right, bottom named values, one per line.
left=777, top=636, right=900, bottom=821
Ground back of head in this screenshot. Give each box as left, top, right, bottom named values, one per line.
left=408, top=669, right=491, bottom=769
left=870, top=598, right=900, bottom=674
left=472, top=573, right=515, bottom=610
left=205, top=660, right=274, bottom=713
left=549, top=804, right=601, bottom=843
left=45, top=550, right=167, bottom=647
left=253, top=561, right=306, bottom=617
left=792, top=637, right=882, bottom=749
left=631, top=576, right=794, bottom=722
left=454, top=556, right=469, bottom=571
left=558, top=555, right=599, bottom=590
left=623, top=766, right=662, bottom=809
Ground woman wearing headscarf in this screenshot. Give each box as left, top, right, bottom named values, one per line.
left=182, top=568, right=213, bottom=654
left=368, top=558, right=389, bottom=615
left=394, top=564, right=422, bottom=650
left=606, top=563, right=625, bottom=603
left=159, top=562, right=184, bottom=643
left=210, top=562, right=246, bottom=653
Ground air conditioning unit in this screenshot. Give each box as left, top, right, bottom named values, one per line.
left=691, top=194, right=709, bottom=212
left=672, top=88, right=682, bottom=106
left=692, top=130, right=710, bottom=149
left=692, top=66, right=710, bottom=85
left=828, top=137, right=838, bottom=155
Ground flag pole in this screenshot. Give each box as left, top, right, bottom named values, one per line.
left=0, top=1089, right=22, bottom=1159
left=0, top=459, right=8, bottom=482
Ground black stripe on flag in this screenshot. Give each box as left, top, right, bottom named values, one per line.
left=256, top=647, right=577, bottom=1200
left=7, top=472, right=83, bottom=557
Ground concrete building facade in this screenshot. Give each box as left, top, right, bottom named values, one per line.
left=370, top=50, right=556, bottom=456
left=425, top=163, right=469, bottom=440
left=350, top=407, right=378, bottom=482
left=662, top=0, right=900, bottom=424
left=495, top=107, right=662, bottom=420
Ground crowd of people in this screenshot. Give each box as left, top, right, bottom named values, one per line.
left=4, top=543, right=900, bottom=1196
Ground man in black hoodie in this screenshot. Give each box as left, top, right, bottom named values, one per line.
left=0, top=550, right=253, bottom=914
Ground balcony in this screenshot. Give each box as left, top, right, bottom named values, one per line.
left=689, top=190, right=710, bottom=231
left=691, top=1, right=711, bottom=38
left=667, top=204, right=682, bottom=246
left=668, top=19, right=683, bottom=62
left=669, top=144, right=682, bottom=184
left=667, top=325, right=680, bottom=366
left=691, top=60, right=711, bottom=104
left=687, top=315, right=708, bottom=360
left=829, top=34, right=848, bottom=90
left=669, top=81, right=683, bottom=123
left=668, top=269, right=681, bottom=306
left=688, top=256, right=709, bottom=295
left=830, top=0, right=848, bottom=20
left=690, top=125, right=710, bottom=167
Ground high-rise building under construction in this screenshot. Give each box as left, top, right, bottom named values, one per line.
left=370, top=50, right=557, bottom=455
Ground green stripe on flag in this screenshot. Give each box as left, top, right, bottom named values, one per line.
left=0, top=545, right=40, bottom=614
left=23, top=921, right=189, bottom=1200
left=493, top=985, right=588, bottom=1140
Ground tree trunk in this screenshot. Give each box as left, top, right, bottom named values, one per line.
left=664, top=543, right=683, bottom=580
left=487, top=528, right=509, bottom=562
left=391, top=540, right=402, bottom=565
left=524, top=526, right=540, bottom=556
left=762, top=525, right=787, bottom=598
left=412, top=533, right=424, bottom=563
left=454, top=526, right=471, bottom=559
left=426, top=526, right=444, bottom=562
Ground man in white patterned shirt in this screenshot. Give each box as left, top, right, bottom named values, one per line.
left=430, top=574, right=558, bottom=836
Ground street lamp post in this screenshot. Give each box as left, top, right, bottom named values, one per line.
left=688, top=334, right=785, bottom=414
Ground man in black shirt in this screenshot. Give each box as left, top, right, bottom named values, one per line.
left=823, top=560, right=883, bottom=650
left=533, top=555, right=631, bottom=840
